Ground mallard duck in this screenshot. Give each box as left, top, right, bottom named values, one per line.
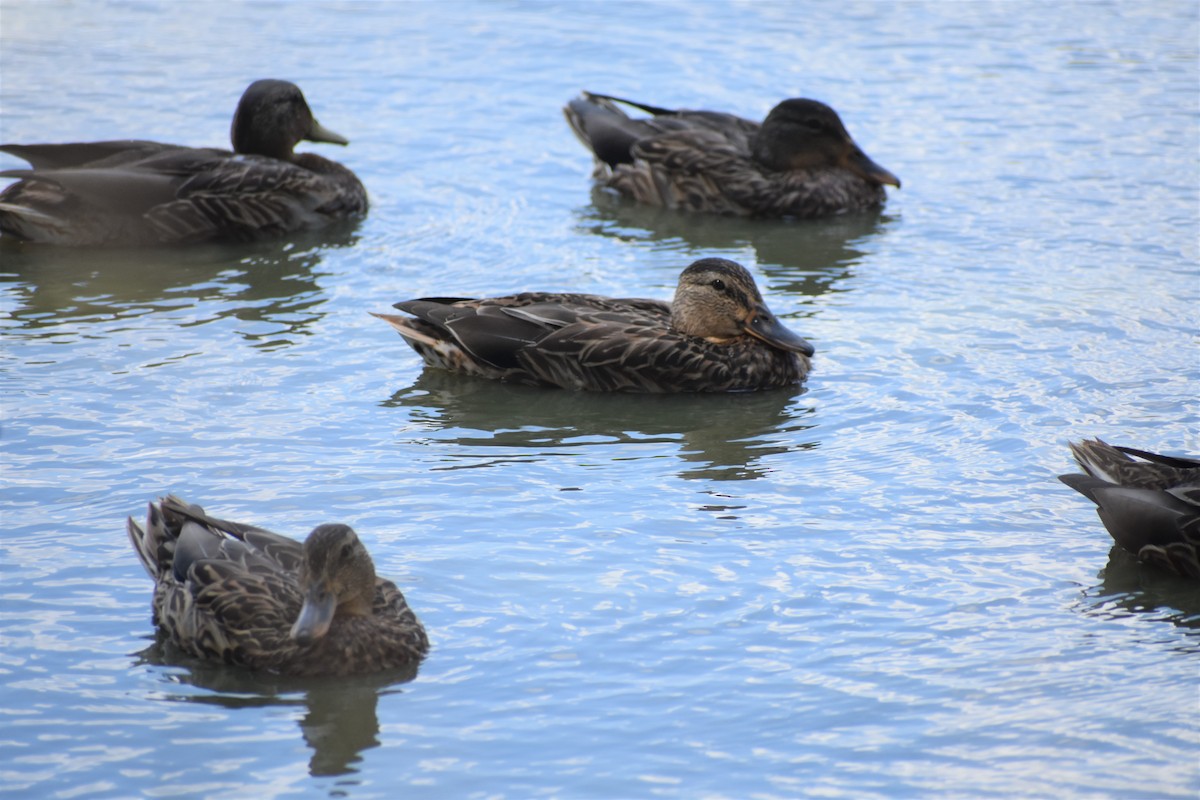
left=1059, top=439, right=1200, bottom=579
left=373, top=257, right=814, bottom=392
left=563, top=92, right=900, bottom=218
left=0, top=80, right=367, bottom=246
left=127, top=496, right=428, bottom=677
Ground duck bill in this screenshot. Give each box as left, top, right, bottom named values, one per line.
left=306, top=118, right=350, bottom=146
left=848, top=145, right=900, bottom=188
left=290, top=584, right=336, bottom=644
left=745, top=308, right=815, bottom=357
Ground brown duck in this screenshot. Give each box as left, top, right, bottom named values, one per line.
left=1059, top=439, right=1200, bottom=579
left=0, top=80, right=367, bottom=246
left=564, top=92, right=899, bottom=218
left=373, top=257, right=814, bottom=393
left=127, top=496, right=429, bottom=677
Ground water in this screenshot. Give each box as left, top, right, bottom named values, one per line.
left=2, top=1, right=1198, bottom=798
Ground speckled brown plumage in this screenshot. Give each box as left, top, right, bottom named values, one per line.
left=563, top=92, right=899, bottom=219
left=127, top=496, right=428, bottom=677
left=1059, top=439, right=1200, bottom=579
left=374, top=257, right=814, bottom=393
left=0, top=80, right=367, bottom=246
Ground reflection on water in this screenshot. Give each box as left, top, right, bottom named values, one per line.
left=384, top=370, right=815, bottom=481
left=136, top=640, right=418, bottom=777
left=0, top=224, right=361, bottom=348
left=1075, top=547, right=1200, bottom=650
left=575, top=187, right=892, bottom=297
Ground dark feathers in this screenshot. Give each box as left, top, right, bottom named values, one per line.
left=0, top=80, right=366, bottom=246
left=564, top=92, right=899, bottom=218
left=127, top=496, right=428, bottom=677
left=1059, top=439, right=1200, bottom=579
left=374, top=257, right=813, bottom=393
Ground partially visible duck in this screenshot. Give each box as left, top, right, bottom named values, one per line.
left=373, top=257, right=814, bottom=393
left=1059, top=439, right=1200, bottom=579
left=0, top=80, right=367, bottom=246
left=563, top=92, right=899, bottom=219
left=127, top=495, right=428, bottom=677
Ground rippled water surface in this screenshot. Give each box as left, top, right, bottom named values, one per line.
left=2, top=2, right=1198, bottom=798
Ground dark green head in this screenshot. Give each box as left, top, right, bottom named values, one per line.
left=231, top=79, right=350, bottom=161
left=754, top=98, right=900, bottom=188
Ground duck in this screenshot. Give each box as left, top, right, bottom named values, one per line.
left=1058, top=439, right=1200, bottom=579
left=563, top=92, right=900, bottom=219
left=373, top=257, right=814, bottom=393
left=0, top=79, right=367, bottom=246
left=126, top=495, right=429, bottom=677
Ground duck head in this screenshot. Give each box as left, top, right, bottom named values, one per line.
left=230, top=79, right=350, bottom=161
left=753, top=98, right=900, bottom=189
left=289, top=523, right=377, bottom=645
left=670, top=258, right=815, bottom=357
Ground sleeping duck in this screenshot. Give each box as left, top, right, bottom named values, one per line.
left=564, top=92, right=899, bottom=219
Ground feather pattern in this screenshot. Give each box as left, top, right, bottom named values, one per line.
left=564, top=92, right=899, bottom=218
left=0, top=80, right=366, bottom=246
left=127, top=496, right=428, bottom=677
left=1059, top=439, right=1200, bottom=579
left=374, top=257, right=814, bottom=393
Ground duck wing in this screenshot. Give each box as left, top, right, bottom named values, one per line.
left=2, top=144, right=364, bottom=244
left=144, top=152, right=365, bottom=243
left=1112, top=445, right=1200, bottom=471
left=565, top=93, right=757, bottom=169
left=517, top=315, right=802, bottom=393
left=395, top=296, right=566, bottom=370
left=1060, top=440, right=1200, bottom=578
left=458, top=295, right=791, bottom=392
left=564, top=94, right=765, bottom=214
left=0, top=140, right=180, bottom=170
left=159, top=494, right=303, bottom=573
left=1067, top=439, right=1199, bottom=490
left=0, top=146, right=218, bottom=244
left=393, top=293, right=652, bottom=372
left=127, top=497, right=307, bottom=668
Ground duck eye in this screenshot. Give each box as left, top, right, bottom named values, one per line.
left=710, top=279, right=726, bottom=291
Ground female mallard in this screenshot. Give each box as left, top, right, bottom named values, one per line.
left=564, top=92, right=900, bottom=219
left=373, top=257, right=814, bottom=393
left=127, top=496, right=428, bottom=677
left=1059, top=439, right=1200, bottom=579
left=0, top=80, right=367, bottom=246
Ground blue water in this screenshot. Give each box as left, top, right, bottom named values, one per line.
left=2, top=1, right=1198, bottom=798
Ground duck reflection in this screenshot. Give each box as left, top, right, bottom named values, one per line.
left=574, top=187, right=892, bottom=296
left=135, top=638, right=417, bottom=777
left=1, top=223, right=359, bottom=347
left=1075, top=546, right=1200, bottom=650
left=384, top=370, right=815, bottom=482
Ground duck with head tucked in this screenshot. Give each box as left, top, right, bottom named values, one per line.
left=127, top=496, right=428, bottom=677
left=373, top=257, right=814, bottom=393
left=564, top=92, right=900, bottom=219
left=0, top=79, right=367, bottom=246
left=1058, top=439, right=1200, bottom=579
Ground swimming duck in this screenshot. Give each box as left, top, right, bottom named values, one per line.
left=563, top=92, right=899, bottom=219
left=0, top=80, right=367, bottom=246
left=1059, top=439, right=1200, bottom=579
left=127, top=495, right=429, bottom=677
left=373, top=257, right=814, bottom=392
